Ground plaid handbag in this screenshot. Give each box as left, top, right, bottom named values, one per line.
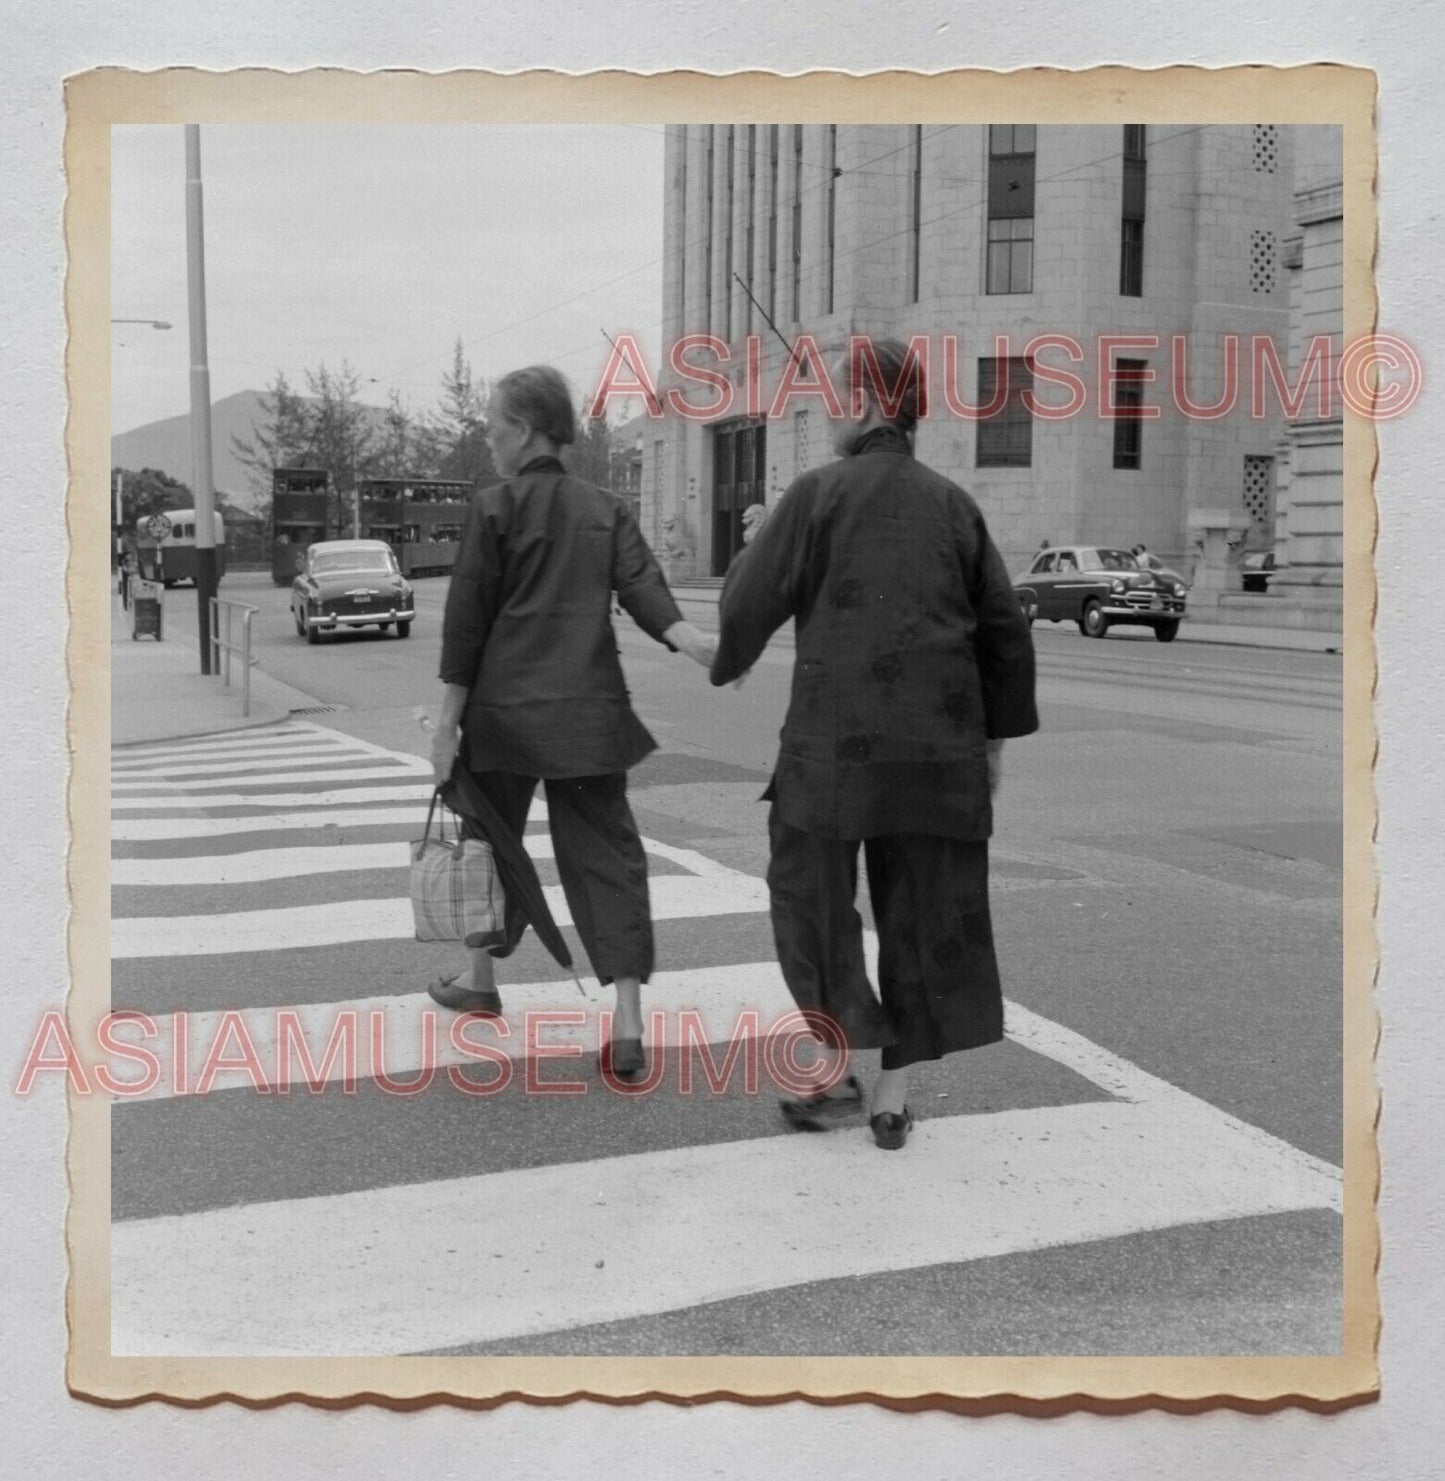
left=409, top=788, right=506, bottom=944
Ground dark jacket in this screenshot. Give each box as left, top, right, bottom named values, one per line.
left=440, top=455, right=683, bottom=777
left=710, top=426, right=1038, bottom=840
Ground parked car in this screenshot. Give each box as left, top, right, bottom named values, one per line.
left=290, top=539, right=416, bottom=644
left=1013, top=545, right=1188, bottom=641
left=1241, top=551, right=1276, bottom=593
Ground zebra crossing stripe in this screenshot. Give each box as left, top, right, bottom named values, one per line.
left=112, top=870, right=771, bottom=957
left=112, top=763, right=430, bottom=788
left=111, top=834, right=752, bottom=888
left=108, top=1089, right=1342, bottom=1357
left=111, top=783, right=439, bottom=810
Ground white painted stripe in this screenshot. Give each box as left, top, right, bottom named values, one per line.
left=112, top=783, right=438, bottom=811
left=113, top=726, right=311, bottom=760
left=113, top=763, right=429, bottom=787
left=113, top=841, right=419, bottom=886
left=110, top=1095, right=1342, bottom=1356
left=111, top=832, right=751, bottom=888
left=112, top=798, right=550, bottom=841
left=112, top=871, right=770, bottom=957
left=100, top=962, right=798, bottom=1101
left=1003, top=999, right=1345, bottom=1189
left=112, top=807, right=440, bottom=841
left=113, top=744, right=356, bottom=773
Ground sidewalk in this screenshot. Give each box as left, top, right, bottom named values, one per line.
left=669, top=585, right=1344, bottom=654
left=111, top=585, right=321, bottom=747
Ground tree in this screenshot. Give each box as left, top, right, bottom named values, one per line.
left=304, top=360, right=378, bottom=493
left=566, top=414, right=614, bottom=488
left=425, top=337, right=497, bottom=489
left=229, top=371, right=315, bottom=521
left=374, top=389, right=421, bottom=478
left=112, top=466, right=192, bottom=531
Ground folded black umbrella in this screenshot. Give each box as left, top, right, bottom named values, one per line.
left=440, top=761, right=576, bottom=977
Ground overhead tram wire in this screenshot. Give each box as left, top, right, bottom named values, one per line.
left=523, top=124, right=1217, bottom=391
left=366, top=126, right=962, bottom=393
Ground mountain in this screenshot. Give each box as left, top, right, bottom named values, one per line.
left=111, top=390, right=389, bottom=509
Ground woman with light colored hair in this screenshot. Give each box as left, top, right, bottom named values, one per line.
left=427, top=365, right=715, bottom=1079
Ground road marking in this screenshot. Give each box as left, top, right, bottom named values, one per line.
left=112, top=742, right=356, bottom=771
left=111, top=783, right=439, bottom=810
left=113, top=726, right=315, bottom=760
left=110, top=833, right=757, bottom=888
left=102, top=961, right=798, bottom=1099
left=111, top=872, right=770, bottom=957
left=113, top=807, right=443, bottom=841
left=109, top=1094, right=1342, bottom=1357
left=111, top=797, right=550, bottom=841
left=112, top=763, right=430, bottom=788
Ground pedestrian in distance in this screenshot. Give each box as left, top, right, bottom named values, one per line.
left=426, top=364, right=717, bottom=1079
left=710, top=335, right=1039, bottom=1150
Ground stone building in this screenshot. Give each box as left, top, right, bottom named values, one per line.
left=1269, top=126, right=1345, bottom=617
left=638, top=123, right=1337, bottom=599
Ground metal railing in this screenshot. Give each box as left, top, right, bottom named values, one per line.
left=209, top=597, right=259, bottom=715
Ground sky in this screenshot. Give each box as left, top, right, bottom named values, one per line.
left=110, top=124, right=666, bottom=432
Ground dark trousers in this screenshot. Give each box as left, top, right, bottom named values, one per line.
left=462, top=770, right=654, bottom=985
left=767, top=804, right=1005, bottom=1070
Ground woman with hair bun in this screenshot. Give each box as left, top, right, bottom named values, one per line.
left=427, top=365, right=716, bottom=1078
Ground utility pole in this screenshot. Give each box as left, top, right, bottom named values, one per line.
left=185, top=124, right=219, bottom=675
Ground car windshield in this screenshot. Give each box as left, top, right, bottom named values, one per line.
left=311, top=550, right=395, bottom=575
left=1082, top=548, right=1138, bottom=571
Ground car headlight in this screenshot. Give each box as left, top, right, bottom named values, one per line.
left=1173, top=582, right=1186, bottom=597
left=1110, top=579, right=1126, bottom=594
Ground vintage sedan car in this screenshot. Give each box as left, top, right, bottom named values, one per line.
left=1013, top=545, right=1188, bottom=641
left=290, top=539, right=416, bottom=643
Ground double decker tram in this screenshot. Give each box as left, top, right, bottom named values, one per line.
left=270, top=467, right=336, bottom=586
left=353, top=478, right=472, bottom=577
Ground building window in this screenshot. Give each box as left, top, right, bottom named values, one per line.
left=987, top=219, right=1034, bottom=294
left=1252, top=124, right=1278, bottom=173
left=1120, top=125, right=1146, bottom=297
left=1243, top=455, right=1275, bottom=536
left=1250, top=229, right=1277, bottom=293
left=794, top=409, right=810, bottom=474
left=825, top=123, right=838, bottom=316
left=986, top=125, right=1036, bottom=295
left=908, top=124, right=923, bottom=304
left=976, top=357, right=1034, bottom=467
left=988, top=125, right=1030, bottom=296
left=1111, top=358, right=1148, bottom=470
left=791, top=125, right=803, bottom=323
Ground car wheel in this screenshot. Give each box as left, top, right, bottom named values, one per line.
left=1154, top=620, right=1180, bottom=643
left=396, top=620, right=412, bottom=638
left=1082, top=600, right=1109, bottom=639
left=293, top=605, right=305, bottom=637
left=305, top=610, right=321, bottom=645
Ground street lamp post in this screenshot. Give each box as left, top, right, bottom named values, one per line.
left=184, top=124, right=219, bottom=676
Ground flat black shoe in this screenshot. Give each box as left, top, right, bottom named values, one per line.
left=427, top=974, right=503, bottom=1016
left=601, top=1036, right=646, bottom=1080
left=870, top=1106, right=914, bottom=1150
left=779, top=1074, right=865, bottom=1131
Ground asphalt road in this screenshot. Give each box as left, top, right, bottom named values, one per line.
left=109, top=569, right=1345, bottom=1357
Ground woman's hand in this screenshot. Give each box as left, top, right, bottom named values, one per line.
left=664, top=620, right=719, bottom=670
left=986, top=739, right=1004, bottom=797
left=431, top=724, right=461, bottom=785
